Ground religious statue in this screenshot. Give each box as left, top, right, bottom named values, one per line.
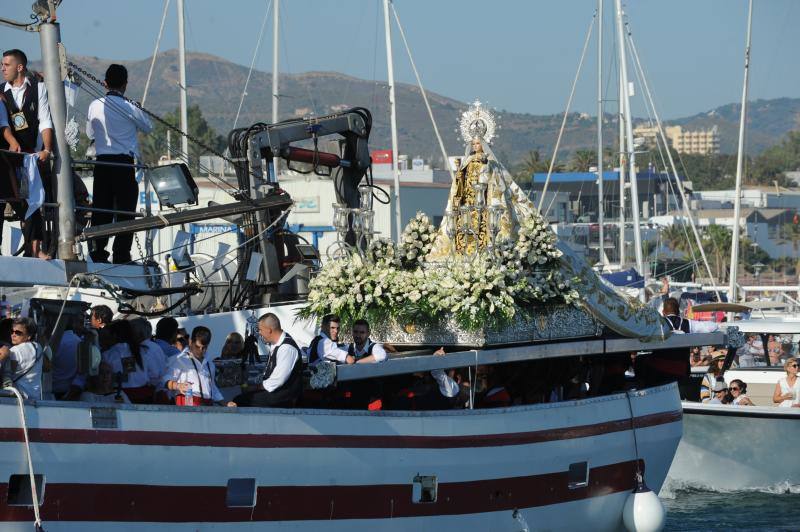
left=429, top=100, right=534, bottom=259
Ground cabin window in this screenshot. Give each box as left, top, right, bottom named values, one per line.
left=412, top=475, right=437, bottom=503
left=567, top=461, right=589, bottom=489
left=7, top=474, right=45, bottom=506
left=226, top=478, right=257, bottom=508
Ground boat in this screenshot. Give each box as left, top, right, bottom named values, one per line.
left=0, top=2, right=719, bottom=530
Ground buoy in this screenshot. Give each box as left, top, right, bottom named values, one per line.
left=622, top=482, right=666, bottom=532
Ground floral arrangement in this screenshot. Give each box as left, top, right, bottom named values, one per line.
left=299, top=210, right=579, bottom=331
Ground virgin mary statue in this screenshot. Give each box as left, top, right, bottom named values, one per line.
left=429, top=100, right=534, bottom=258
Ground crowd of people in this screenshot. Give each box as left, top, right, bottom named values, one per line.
left=0, top=306, right=654, bottom=411
left=0, top=47, right=152, bottom=263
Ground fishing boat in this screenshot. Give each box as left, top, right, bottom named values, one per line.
left=0, top=2, right=734, bottom=530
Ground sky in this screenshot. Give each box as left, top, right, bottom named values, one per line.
left=0, top=0, right=797, bottom=119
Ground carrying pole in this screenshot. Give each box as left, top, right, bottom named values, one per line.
left=40, top=21, right=77, bottom=259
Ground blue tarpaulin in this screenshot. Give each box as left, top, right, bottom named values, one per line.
left=602, top=268, right=645, bottom=289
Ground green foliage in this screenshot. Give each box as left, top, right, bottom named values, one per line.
left=751, top=131, right=800, bottom=187
left=568, top=149, right=597, bottom=172
left=138, top=105, right=226, bottom=175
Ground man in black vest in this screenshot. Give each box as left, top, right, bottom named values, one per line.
left=1, top=49, right=54, bottom=258
left=349, top=319, right=388, bottom=363
left=307, top=314, right=353, bottom=365
left=86, top=64, right=152, bottom=263
left=231, top=313, right=302, bottom=408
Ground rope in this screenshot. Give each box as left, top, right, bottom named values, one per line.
left=390, top=3, right=454, bottom=182
left=624, top=22, right=720, bottom=295
left=89, top=206, right=293, bottom=280
left=142, top=0, right=171, bottom=107
left=539, top=12, right=596, bottom=216
left=3, top=386, right=43, bottom=529
left=233, top=0, right=273, bottom=130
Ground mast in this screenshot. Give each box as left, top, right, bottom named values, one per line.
left=383, top=0, right=402, bottom=241
left=615, top=0, right=644, bottom=295
left=729, top=0, right=754, bottom=303
left=618, top=63, right=626, bottom=266
left=271, top=0, right=280, bottom=175
left=177, top=0, right=189, bottom=165
left=40, top=21, right=77, bottom=259
left=596, top=0, right=605, bottom=266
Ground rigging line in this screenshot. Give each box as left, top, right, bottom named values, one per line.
left=278, top=6, right=317, bottom=118
left=90, top=206, right=293, bottom=280
left=370, top=0, right=381, bottom=113
left=390, top=2, right=454, bottom=181
left=339, top=0, right=370, bottom=107
left=625, top=59, right=700, bottom=271
left=624, top=22, right=721, bottom=293
left=233, top=0, right=273, bottom=130
left=142, top=0, right=171, bottom=107
left=539, top=11, right=596, bottom=217
left=72, top=78, right=239, bottom=195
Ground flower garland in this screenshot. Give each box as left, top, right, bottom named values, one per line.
left=299, top=210, right=579, bottom=331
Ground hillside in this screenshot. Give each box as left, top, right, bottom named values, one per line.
left=55, top=50, right=800, bottom=168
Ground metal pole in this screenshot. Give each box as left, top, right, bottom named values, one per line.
left=40, top=22, right=77, bottom=260
left=271, top=0, right=280, bottom=177
left=615, top=0, right=644, bottom=297
left=177, top=0, right=190, bottom=165
left=729, top=0, right=754, bottom=304
left=618, top=64, right=626, bottom=267
left=383, top=0, right=402, bottom=241
left=596, top=0, right=605, bottom=266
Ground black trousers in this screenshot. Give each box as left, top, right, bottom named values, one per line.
left=233, top=388, right=298, bottom=408
left=89, top=154, right=138, bottom=263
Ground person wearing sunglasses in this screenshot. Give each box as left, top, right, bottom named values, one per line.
left=0, top=317, right=42, bottom=400
left=774, top=357, right=800, bottom=407
left=729, top=379, right=754, bottom=406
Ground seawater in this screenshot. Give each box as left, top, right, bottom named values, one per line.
left=661, top=478, right=800, bottom=531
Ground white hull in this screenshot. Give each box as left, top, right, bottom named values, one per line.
left=668, top=402, right=800, bottom=489
left=0, top=384, right=682, bottom=530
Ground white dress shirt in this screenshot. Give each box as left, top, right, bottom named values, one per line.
left=141, top=339, right=167, bottom=388
left=4, top=78, right=53, bottom=134
left=430, top=369, right=459, bottom=398
left=315, top=332, right=349, bottom=363
left=263, top=332, right=299, bottom=392
left=351, top=339, right=387, bottom=362
left=163, top=350, right=223, bottom=402
left=102, top=342, right=150, bottom=388
left=86, top=93, right=153, bottom=157
left=8, top=341, right=42, bottom=400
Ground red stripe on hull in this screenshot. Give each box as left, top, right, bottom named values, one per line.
left=0, top=460, right=643, bottom=522
left=0, top=410, right=681, bottom=449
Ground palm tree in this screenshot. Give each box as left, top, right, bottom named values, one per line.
left=568, top=149, right=597, bottom=172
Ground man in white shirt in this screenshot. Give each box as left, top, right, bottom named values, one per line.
left=349, top=319, right=388, bottom=363
left=86, top=64, right=153, bottom=264
left=308, top=314, right=354, bottom=365
left=0, top=317, right=42, bottom=400
left=1, top=49, right=53, bottom=258
left=162, top=326, right=227, bottom=406
left=231, top=313, right=302, bottom=408
left=662, top=297, right=719, bottom=334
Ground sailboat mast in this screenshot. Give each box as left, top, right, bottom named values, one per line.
left=596, top=0, right=605, bottom=266
left=383, top=0, right=402, bottom=240
left=272, top=0, right=280, bottom=176
left=729, top=0, right=754, bottom=303
left=272, top=0, right=280, bottom=125
left=615, top=0, right=644, bottom=295
left=617, top=55, right=626, bottom=266
left=177, top=0, right=189, bottom=164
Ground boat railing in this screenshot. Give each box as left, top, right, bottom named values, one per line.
left=336, top=331, right=730, bottom=383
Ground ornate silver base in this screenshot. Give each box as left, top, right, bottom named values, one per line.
left=371, top=304, right=603, bottom=347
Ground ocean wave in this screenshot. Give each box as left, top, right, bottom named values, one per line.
left=661, top=476, right=800, bottom=498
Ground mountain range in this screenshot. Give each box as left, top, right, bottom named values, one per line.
left=55, top=50, right=800, bottom=168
